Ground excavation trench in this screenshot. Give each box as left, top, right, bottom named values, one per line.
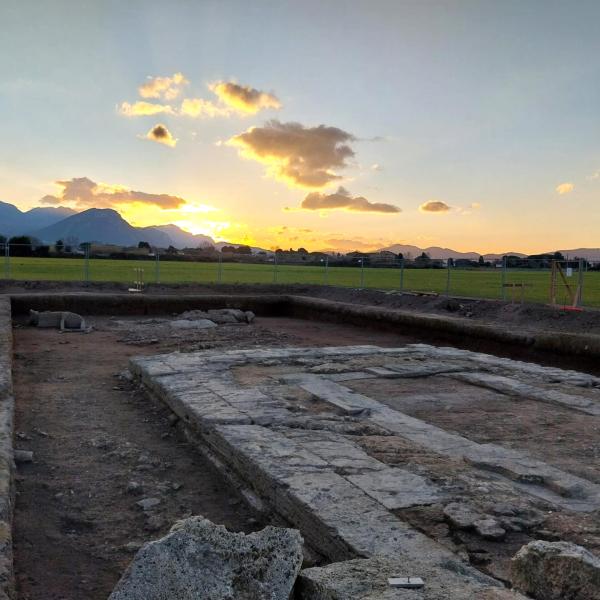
left=11, top=315, right=419, bottom=600
left=9, top=297, right=600, bottom=599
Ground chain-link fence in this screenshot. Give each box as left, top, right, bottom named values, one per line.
left=1, top=242, right=599, bottom=307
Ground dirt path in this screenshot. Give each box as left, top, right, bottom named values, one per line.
left=11, top=316, right=418, bottom=599
left=11, top=328, right=263, bottom=600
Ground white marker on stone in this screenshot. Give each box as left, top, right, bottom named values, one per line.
left=388, top=576, right=425, bottom=589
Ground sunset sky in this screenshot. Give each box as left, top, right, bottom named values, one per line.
left=2, top=0, right=600, bottom=253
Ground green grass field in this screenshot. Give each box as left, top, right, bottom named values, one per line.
left=3, top=256, right=599, bottom=307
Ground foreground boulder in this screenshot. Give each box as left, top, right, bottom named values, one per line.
left=109, top=516, right=303, bottom=600
left=511, top=540, right=600, bottom=599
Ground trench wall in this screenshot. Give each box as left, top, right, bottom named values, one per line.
left=10, top=292, right=600, bottom=360
left=0, top=298, right=14, bottom=599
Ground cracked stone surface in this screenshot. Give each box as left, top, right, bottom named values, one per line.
left=130, top=343, right=600, bottom=599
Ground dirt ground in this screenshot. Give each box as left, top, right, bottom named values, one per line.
left=11, top=315, right=418, bottom=600
left=348, top=376, right=600, bottom=484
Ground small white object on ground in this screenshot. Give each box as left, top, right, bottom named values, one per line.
left=388, top=576, right=425, bottom=589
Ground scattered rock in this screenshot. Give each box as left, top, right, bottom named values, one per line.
left=118, top=370, right=134, bottom=382
left=136, top=497, right=161, bottom=511
left=511, top=540, right=600, bottom=599
left=443, top=502, right=482, bottom=529
left=167, top=413, right=180, bottom=426
left=473, top=518, right=506, bottom=540
left=179, top=308, right=254, bottom=325
left=108, top=516, right=303, bottom=600
left=127, top=481, right=143, bottom=495
left=14, top=450, right=34, bottom=464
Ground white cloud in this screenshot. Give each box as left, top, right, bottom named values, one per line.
left=119, top=101, right=175, bottom=117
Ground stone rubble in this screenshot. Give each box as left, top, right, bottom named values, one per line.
left=109, top=516, right=303, bottom=600
left=511, top=540, right=600, bottom=599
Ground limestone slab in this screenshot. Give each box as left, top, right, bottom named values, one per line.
left=347, top=468, right=443, bottom=510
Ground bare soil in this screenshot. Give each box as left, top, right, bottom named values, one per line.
left=348, top=376, right=600, bottom=483
left=12, top=315, right=417, bottom=600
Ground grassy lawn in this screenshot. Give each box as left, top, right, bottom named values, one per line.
left=2, top=257, right=599, bottom=307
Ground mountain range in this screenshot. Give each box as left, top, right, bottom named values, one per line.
left=379, top=244, right=528, bottom=261
left=379, top=244, right=600, bottom=261
left=2, top=200, right=600, bottom=258
left=1, top=201, right=214, bottom=248
left=0, top=201, right=77, bottom=236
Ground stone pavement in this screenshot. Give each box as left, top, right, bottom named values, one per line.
left=131, top=343, right=600, bottom=598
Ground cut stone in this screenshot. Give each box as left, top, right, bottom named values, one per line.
left=474, top=518, right=506, bottom=540
left=347, top=468, right=443, bottom=509
left=444, top=502, right=482, bottom=529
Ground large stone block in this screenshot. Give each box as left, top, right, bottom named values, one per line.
left=511, top=540, right=600, bottom=600
left=109, top=517, right=303, bottom=600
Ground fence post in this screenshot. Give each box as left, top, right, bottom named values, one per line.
left=578, top=258, right=584, bottom=307
left=155, top=251, right=160, bottom=283
left=399, top=258, right=404, bottom=292
left=446, top=261, right=451, bottom=295
left=359, top=259, right=365, bottom=288
left=501, top=256, right=507, bottom=300
left=84, top=245, right=90, bottom=283
left=323, top=256, right=329, bottom=285
left=273, top=253, right=278, bottom=283
left=217, top=254, right=223, bottom=284
left=3, top=243, right=9, bottom=279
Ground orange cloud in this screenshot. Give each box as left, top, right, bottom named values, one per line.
left=143, top=124, right=177, bottom=147
left=41, top=177, right=186, bottom=209
left=419, top=200, right=451, bottom=213
left=228, top=120, right=356, bottom=188
left=556, top=182, right=574, bottom=195
left=301, top=187, right=400, bottom=213
left=179, top=98, right=230, bottom=118
left=209, top=81, right=281, bottom=114
left=138, top=72, right=189, bottom=101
